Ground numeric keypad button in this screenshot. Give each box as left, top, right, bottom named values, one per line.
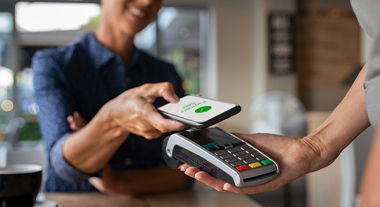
left=243, top=158, right=256, bottom=164
left=232, top=151, right=246, bottom=157
left=227, top=147, right=241, bottom=153
left=230, top=161, right=244, bottom=167
left=255, top=156, right=266, bottom=161
left=225, top=158, right=238, bottom=163
left=219, top=154, right=233, bottom=159
left=240, top=145, right=251, bottom=150
left=214, top=150, right=228, bottom=156
left=237, top=155, right=251, bottom=160
left=245, top=148, right=256, bottom=153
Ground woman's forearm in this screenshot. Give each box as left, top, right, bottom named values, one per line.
left=62, top=83, right=186, bottom=175
left=63, top=104, right=129, bottom=174
left=303, top=64, right=370, bottom=172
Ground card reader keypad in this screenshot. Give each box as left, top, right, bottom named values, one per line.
left=210, top=142, right=274, bottom=172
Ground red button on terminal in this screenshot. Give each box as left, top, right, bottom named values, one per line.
left=236, top=165, right=249, bottom=171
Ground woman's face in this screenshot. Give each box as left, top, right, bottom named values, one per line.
left=102, top=0, right=162, bottom=36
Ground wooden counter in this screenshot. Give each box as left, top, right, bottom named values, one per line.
left=45, top=183, right=262, bottom=207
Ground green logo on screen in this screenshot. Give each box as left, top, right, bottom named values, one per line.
left=195, top=106, right=212, bottom=113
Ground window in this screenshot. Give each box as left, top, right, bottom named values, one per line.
left=0, top=12, right=13, bottom=33
left=0, top=12, right=13, bottom=146
left=136, top=7, right=207, bottom=95
left=16, top=2, right=101, bottom=32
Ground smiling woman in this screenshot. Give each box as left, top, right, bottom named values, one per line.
left=4, top=0, right=208, bottom=193
left=30, top=0, right=192, bottom=194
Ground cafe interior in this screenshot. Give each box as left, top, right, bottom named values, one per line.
left=0, top=0, right=374, bottom=206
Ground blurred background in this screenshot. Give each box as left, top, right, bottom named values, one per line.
left=0, top=0, right=374, bottom=206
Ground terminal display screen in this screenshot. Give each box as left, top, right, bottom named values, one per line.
left=180, top=128, right=237, bottom=148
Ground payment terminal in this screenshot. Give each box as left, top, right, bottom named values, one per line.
left=163, top=127, right=279, bottom=187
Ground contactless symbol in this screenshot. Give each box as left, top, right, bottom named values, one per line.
left=195, top=106, right=212, bottom=113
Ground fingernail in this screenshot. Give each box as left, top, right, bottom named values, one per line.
left=173, top=95, right=179, bottom=102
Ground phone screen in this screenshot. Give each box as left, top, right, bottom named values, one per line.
left=158, top=95, right=238, bottom=123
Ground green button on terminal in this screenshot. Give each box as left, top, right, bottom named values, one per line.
left=261, top=159, right=273, bottom=165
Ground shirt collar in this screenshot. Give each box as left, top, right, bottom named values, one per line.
left=80, top=32, right=140, bottom=70
left=129, top=49, right=140, bottom=69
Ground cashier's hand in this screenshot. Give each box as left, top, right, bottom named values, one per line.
left=100, top=82, right=187, bottom=139
left=181, top=133, right=315, bottom=194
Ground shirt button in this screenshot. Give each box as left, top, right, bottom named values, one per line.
left=124, top=159, right=132, bottom=166
left=363, top=83, right=367, bottom=90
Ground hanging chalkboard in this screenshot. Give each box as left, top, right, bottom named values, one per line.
left=268, top=13, right=294, bottom=75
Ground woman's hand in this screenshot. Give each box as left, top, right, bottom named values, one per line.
left=67, top=111, right=87, bottom=131
left=181, top=133, right=325, bottom=194
left=99, top=82, right=187, bottom=139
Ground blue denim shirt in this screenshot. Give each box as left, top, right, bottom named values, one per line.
left=32, top=33, right=184, bottom=192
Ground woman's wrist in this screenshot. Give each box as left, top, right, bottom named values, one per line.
left=300, top=129, right=341, bottom=173
left=298, top=136, right=325, bottom=173
left=94, top=101, right=130, bottom=140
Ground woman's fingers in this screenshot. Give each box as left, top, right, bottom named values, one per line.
left=142, top=103, right=187, bottom=133
left=142, top=82, right=179, bottom=103
left=67, top=111, right=87, bottom=131
left=106, top=82, right=189, bottom=139
left=89, top=177, right=108, bottom=193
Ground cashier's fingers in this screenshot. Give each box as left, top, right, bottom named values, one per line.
left=185, top=167, right=226, bottom=192
left=195, top=172, right=226, bottom=192
left=223, top=180, right=280, bottom=194
left=184, top=166, right=198, bottom=178
left=180, top=164, right=191, bottom=171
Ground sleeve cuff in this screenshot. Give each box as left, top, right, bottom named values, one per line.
left=185, top=177, right=195, bottom=190
left=50, top=133, right=91, bottom=183
left=364, top=76, right=380, bottom=127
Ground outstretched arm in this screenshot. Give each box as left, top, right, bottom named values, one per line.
left=67, top=105, right=189, bottom=196
left=63, top=83, right=187, bottom=175
left=183, top=63, right=370, bottom=194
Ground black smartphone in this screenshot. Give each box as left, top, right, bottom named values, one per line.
left=158, top=95, right=241, bottom=129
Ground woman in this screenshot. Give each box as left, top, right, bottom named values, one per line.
left=33, top=0, right=189, bottom=194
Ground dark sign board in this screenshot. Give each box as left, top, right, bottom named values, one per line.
left=268, top=13, right=294, bottom=74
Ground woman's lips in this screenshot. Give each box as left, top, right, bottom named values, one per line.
left=129, top=7, right=147, bottom=19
